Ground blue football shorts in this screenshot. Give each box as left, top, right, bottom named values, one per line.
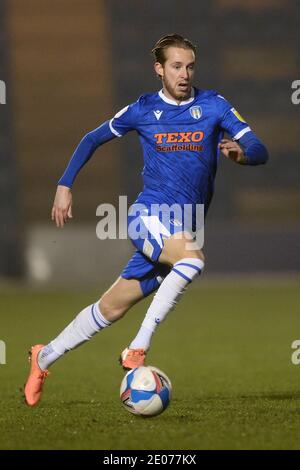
left=121, top=203, right=194, bottom=297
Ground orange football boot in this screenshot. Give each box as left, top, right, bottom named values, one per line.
left=24, top=344, right=49, bottom=407
left=119, top=347, right=146, bottom=370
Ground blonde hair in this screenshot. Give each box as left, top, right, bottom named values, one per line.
left=151, top=33, right=196, bottom=65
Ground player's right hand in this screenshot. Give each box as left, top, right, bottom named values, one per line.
left=51, top=185, right=73, bottom=228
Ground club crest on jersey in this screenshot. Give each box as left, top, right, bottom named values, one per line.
left=190, top=106, right=202, bottom=119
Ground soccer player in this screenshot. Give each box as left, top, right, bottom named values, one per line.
left=24, top=34, right=268, bottom=406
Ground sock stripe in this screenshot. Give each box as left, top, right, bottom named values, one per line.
left=174, top=262, right=202, bottom=273
left=91, top=304, right=104, bottom=330
left=172, top=268, right=192, bottom=283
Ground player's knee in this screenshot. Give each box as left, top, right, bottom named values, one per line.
left=168, top=248, right=205, bottom=266
left=160, top=233, right=205, bottom=266
left=98, top=297, right=128, bottom=322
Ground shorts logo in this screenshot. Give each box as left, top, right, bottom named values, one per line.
left=169, top=218, right=182, bottom=227
left=142, top=239, right=154, bottom=258
left=190, top=106, right=202, bottom=119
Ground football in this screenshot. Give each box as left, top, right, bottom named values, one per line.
left=120, top=366, right=172, bottom=417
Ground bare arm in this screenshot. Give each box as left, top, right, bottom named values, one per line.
left=219, top=139, right=247, bottom=164
left=51, top=185, right=73, bottom=228
left=219, top=132, right=268, bottom=166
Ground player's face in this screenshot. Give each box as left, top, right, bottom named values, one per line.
left=155, top=47, right=195, bottom=102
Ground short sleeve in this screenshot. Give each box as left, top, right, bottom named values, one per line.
left=109, top=100, right=140, bottom=137
left=215, top=94, right=251, bottom=141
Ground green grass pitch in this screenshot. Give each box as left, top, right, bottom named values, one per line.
left=1, top=278, right=300, bottom=450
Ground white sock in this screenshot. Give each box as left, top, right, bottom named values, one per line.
left=38, top=302, right=111, bottom=370
left=129, top=258, right=204, bottom=351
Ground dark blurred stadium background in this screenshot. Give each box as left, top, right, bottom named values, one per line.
left=0, top=0, right=299, bottom=284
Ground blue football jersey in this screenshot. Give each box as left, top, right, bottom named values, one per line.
left=110, top=87, right=251, bottom=213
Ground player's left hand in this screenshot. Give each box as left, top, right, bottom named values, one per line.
left=219, top=139, right=247, bottom=164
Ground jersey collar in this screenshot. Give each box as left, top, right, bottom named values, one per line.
left=158, top=87, right=195, bottom=106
